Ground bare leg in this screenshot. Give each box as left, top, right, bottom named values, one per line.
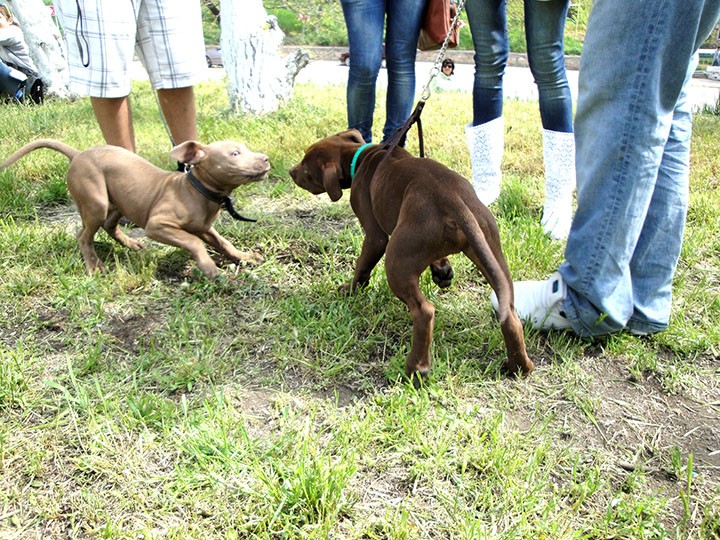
left=157, top=87, right=198, bottom=145
left=90, top=88, right=196, bottom=152
left=90, top=96, right=136, bottom=152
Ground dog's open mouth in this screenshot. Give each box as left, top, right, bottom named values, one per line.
left=244, top=164, right=271, bottom=182
left=248, top=170, right=269, bottom=182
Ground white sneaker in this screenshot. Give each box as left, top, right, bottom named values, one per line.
left=490, top=271, right=571, bottom=331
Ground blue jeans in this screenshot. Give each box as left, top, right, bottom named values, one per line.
left=559, top=0, right=720, bottom=337
left=340, top=0, right=425, bottom=143
left=466, top=0, right=573, bottom=132
left=0, top=60, right=23, bottom=98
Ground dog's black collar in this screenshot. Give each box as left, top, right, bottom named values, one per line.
left=185, top=169, right=257, bottom=223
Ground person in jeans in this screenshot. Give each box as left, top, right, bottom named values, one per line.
left=53, top=0, right=206, bottom=155
left=465, top=0, right=575, bottom=240
left=340, top=0, right=426, bottom=143
left=492, top=0, right=720, bottom=337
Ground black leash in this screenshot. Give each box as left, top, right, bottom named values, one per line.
left=380, top=100, right=426, bottom=158
left=186, top=169, right=257, bottom=222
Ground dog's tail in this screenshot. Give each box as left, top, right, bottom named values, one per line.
left=454, top=202, right=513, bottom=310
left=0, top=139, right=80, bottom=170
left=455, top=200, right=533, bottom=374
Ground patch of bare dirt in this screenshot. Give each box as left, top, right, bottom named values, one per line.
left=504, top=350, right=719, bottom=531
left=102, top=309, right=167, bottom=356
left=582, top=355, right=719, bottom=474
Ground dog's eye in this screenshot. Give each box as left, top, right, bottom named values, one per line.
left=231, top=150, right=241, bottom=157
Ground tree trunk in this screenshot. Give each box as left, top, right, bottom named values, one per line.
left=5, top=0, right=72, bottom=98
left=220, top=0, right=309, bottom=115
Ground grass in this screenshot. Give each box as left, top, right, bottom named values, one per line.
left=0, top=77, right=719, bottom=539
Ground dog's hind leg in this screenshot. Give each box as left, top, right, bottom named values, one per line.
left=463, top=246, right=534, bottom=376
left=384, top=232, right=437, bottom=385
left=75, top=211, right=106, bottom=274
left=68, top=170, right=110, bottom=273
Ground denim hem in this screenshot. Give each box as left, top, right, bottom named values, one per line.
left=562, top=287, right=625, bottom=338
left=624, top=318, right=668, bottom=336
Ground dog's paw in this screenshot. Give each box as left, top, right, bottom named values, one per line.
left=408, top=370, right=431, bottom=390
left=214, top=272, right=229, bottom=286
left=198, top=267, right=219, bottom=280
left=84, top=258, right=106, bottom=275
left=127, top=238, right=145, bottom=251
left=237, top=251, right=264, bottom=265
left=503, top=355, right=535, bottom=378
left=337, top=282, right=354, bottom=296
left=430, top=259, right=454, bottom=289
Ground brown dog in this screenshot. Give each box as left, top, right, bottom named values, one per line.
left=290, top=129, right=533, bottom=382
left=0, top=139, right=270, bottom=278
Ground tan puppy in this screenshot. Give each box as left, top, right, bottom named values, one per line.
left=0, top=139, right=269, bottom=278
left=290, top=129, right=533, bottom=383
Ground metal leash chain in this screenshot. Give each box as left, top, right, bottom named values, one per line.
left=420, top=0, right=466, bottom=101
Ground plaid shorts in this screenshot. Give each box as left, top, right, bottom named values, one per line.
left=53, top=0, right=206, bottom=97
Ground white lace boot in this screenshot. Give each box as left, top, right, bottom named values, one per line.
left=541, top=129, right=576, bottom=240
left=465, top=117, right=504, bottom=206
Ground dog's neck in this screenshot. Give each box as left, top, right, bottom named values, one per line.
left=186, top=169, right=227, bottom=204
left=350, top=143, right=373, bottom=180
left=344, top=143, right=379, bottom=188
left=186, top=167, right=233, bottom=197
left=185, top=169, right=257, bottom=222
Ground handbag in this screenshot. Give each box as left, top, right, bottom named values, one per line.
left=417, top=0, right=459, bottom=52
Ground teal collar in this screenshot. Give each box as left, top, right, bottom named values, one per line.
left=350, top=143, right=372, bottom=180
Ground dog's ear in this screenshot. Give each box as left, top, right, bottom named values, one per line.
left=339, top=129, right=366, bottom=145
left=322, top=161, right=343, bottom=201
left=169, top=141, right=207, bottom=165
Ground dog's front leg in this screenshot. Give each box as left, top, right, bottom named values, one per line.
left=145, top=224, right=220, bottom=279
left=430, top=257, right=454, bottom=288
left=103, top=209, right=145, bottom=252
left=199, top=227, right=264, bottom=264
left=340, top=231, right=388, bottom=295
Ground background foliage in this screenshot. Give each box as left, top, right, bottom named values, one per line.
left=205, top=0, right=594, bottom=55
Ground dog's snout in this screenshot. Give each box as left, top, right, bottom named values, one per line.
left=259, top=154, right=271, bottom=171
left=289, top=164, right=299, bottom=180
